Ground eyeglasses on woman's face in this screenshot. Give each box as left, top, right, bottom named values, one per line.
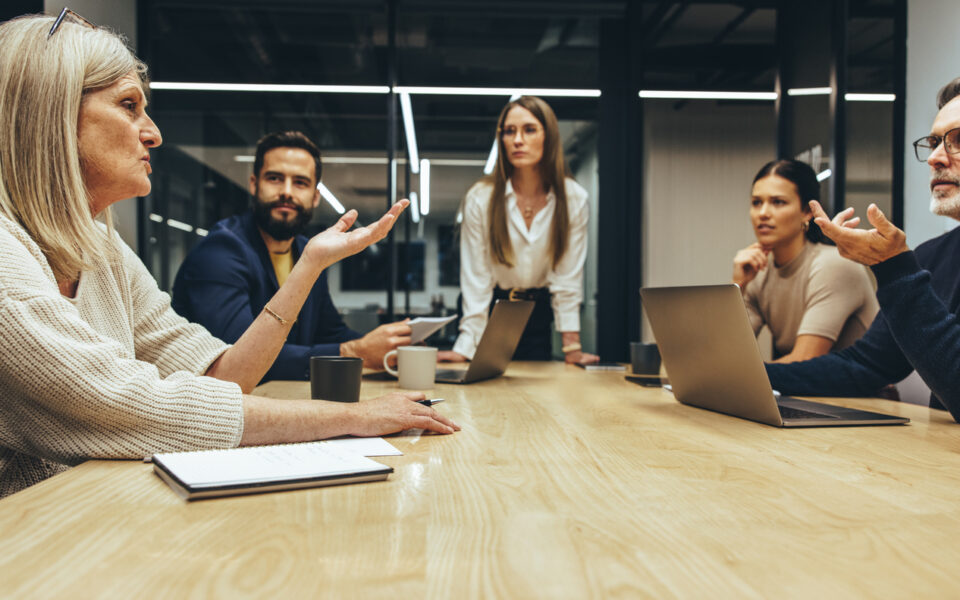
left=500, top=124, right=543, bottom=140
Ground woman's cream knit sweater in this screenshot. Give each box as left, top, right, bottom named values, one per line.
left=0, top=215, right=243, bottom=497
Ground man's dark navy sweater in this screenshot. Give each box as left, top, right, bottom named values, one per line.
left=766, top=225, right=960, bottom=422
left=171, top=212, right=361, bottom=382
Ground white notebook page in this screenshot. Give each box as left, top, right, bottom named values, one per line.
left=155, top=442, right=387, bottom=488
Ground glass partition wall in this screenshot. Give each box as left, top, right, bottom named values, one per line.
left=139, top=0, right=602, bottom=354
left=136, top=0, right=904, bottom=360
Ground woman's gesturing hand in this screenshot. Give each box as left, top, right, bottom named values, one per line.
left=732, top=242, right=770, bottom=287
left=302, top=200, right=409, bottom=271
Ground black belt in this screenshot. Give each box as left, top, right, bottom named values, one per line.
left=493, top=286, right=550, bottom=302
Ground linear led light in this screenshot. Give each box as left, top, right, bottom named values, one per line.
left=396, top=86, right=600, bottom=98
left=317, top=182, right=346, bottom=214
left=166, top=218, right=193, bottom=233
left=150, top=82, right=390, bottom=94
left=399, top=93, right=420, bottom=174
left=149, top=213, right=208, bottom=236
left=409, top=191, right=421, bottom=224
left=483, top=138, right=499, bottom=175
left=816, top=168, right=833, bottom=182
left=430, top=158, right=487, bottom=167
left=234, top=155, right=255, bottom=163
left=639, top=90, right=777, bottom=101
left=311, top=156, right=487, bottom=167
left=482, top=93, right=520, bottom=174
left=419, top=159, right=431, bottom=215
left=390, top=159, right=397, bottom=205
left=152, top=82, right=600, bottom=98
left=787, top=87, right=832, bottom=96
left=786, top=88, right=895, bottom=102
left=846, top=93, right=895, bottom=102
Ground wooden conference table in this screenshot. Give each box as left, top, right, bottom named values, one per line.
left=2, top=362, right=960, bottom=598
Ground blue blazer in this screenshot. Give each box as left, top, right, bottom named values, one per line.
left=172, top=212, right=361, bottom=382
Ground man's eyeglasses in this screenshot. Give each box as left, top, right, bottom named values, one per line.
left=48, top=7, right=95, bottom=38
left=913, top=127, right=960, bottom=162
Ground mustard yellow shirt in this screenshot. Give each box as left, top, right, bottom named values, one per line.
left=269, top=250, right=294, bottom=287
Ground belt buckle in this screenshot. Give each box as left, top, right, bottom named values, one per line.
left=508, top=288, right=524, bottom=302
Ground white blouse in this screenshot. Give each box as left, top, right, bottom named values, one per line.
left=452, top=178, right=590, bottom=359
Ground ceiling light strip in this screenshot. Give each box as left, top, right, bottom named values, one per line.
left=395, top=86, right=600, bottom=98
left=399, top=92, right=420, bottom=174
left=483, top=138, right=498, bottom=175
left=639, top=90, right=777, bottom=101
left=409, top=191, right=421, bottom=224
left=150, top=82, right=390, bottom=94
left=151, top=82, right=599, bottom=98
left=235, top=155, right=487, bottom=167
left=845, top=93, right=896, bottom=102
left=317, top=182, right=346, bottom=214
left=787, top=87, right=832, bottom=96
left=419, top=159, right=431, bottom=215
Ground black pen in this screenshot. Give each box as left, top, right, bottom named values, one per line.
left=417, top=398, right=444, bottom=406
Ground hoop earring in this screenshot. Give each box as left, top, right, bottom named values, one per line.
left=802, top=219, right=810, bottom=233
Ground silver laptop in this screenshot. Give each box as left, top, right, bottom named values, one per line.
left=640, top=284, right=908, bottom=427
left=435, top=300, right=534, bottom=384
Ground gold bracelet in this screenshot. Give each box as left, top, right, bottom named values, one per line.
left=561, top=342, right=581, bottom=353
left=263, top=305, right=294, bottom=326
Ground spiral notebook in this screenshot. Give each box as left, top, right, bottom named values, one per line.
left=152, top=441, right=393, bottom=501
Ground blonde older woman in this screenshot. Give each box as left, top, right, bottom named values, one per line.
left=0, top=12, right=457, bottom=497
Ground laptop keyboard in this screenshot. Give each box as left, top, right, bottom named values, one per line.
left=778, top=405, right=840, bottom=420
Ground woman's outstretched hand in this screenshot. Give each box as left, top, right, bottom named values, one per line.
left=303, top=200, right=409, bottom=270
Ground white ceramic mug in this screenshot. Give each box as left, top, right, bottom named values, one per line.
left=383, top=346, right=437, bottom=390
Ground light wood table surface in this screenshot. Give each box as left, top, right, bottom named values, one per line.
left=2, top=362, right=960, bottom=598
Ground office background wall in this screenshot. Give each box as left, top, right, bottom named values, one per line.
left=641, top=100, right=775, bottom=344
left=905, top=0, right=960, bottom=247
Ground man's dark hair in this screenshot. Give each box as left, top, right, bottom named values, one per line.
left=937, top=77, right=960, bottom=109
left=252, top=131, right=322, bottom=183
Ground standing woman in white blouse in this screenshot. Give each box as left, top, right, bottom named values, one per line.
left=442, top=96, right=599, bottom=364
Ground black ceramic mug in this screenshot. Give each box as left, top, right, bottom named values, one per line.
left=310, top=356, right=363, bottom=402
left=630, top=342, right=661, bottom=375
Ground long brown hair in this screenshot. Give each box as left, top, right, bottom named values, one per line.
left=487, top=96, right=571, bottom=269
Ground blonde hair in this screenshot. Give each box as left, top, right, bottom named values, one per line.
left=487, top=96, right=571, bottom=269
left=0, top=15, right=147, bottom=281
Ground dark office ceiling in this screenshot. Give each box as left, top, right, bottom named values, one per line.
left=142, top=0, right=897, bottom=147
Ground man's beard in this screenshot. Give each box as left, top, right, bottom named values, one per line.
left=929, top=168, right=960, bottom=219
left=253, top=196, right=314, bottom=241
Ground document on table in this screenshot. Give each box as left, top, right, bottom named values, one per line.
left=407, top=315, right=457, bottom=344
left=151, top=439, right=400, bottom=501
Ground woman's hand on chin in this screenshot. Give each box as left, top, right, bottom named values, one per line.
left=732, top=242, right=770, bottom=287
left=302, top=200, right=409, bottom=271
